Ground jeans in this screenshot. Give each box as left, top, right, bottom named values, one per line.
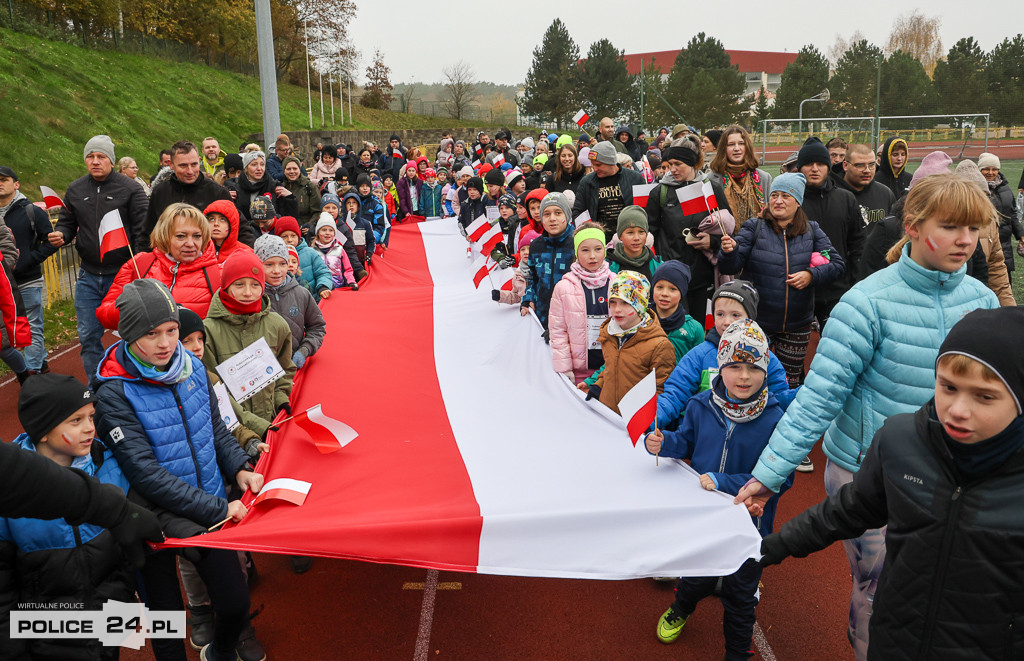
left=0, top=346, right=26, bottom=374
left=825, top=459, right=886, bottom=661
left=19, top=285, right=45, bottom=370
left=74, top=269, right=115, bottom=380
left=673, top=558, right=762, bottom=660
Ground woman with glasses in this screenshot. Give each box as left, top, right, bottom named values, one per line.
left=117, top=156, right=150, bottom=196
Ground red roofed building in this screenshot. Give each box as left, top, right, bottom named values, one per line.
left=619, top=49, right=798, bottom=95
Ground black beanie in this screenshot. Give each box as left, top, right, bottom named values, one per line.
left=19, top=374, right=96, bottom=441
left=223, top=153, right=243, bottom=173
left=355, top=173, right=371, bottom=188
left=178, top=306, right=206, bottom=342
left=938, top=307, right=1024, bottom=415
left=335, top=167, right=349, bottom=181
left=705, top=129, right=723, bottom=148
left=662, top=145, right=698, bottom=166
left=484, top=169, right=505, bottom=187
left=116, top=279, right=179, bottom=346
left=712, top=279, right=759, bottom=320
left=796, top=137, right=831, bottom=169
left=467, top=176, right=485, bottom=194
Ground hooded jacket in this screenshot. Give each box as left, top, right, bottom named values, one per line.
left=202, top=293, right=295, bottom=437
left=548, top=269, right=608, bottom=383
left=4, top=195, right=58, bottom=284
left=615, top=125, right=644, bottom=162
left=293, top=239, right=334, bottom=293
left=770, top=404, right=1024, bottom=660
left=93, top=342, right=251, bottom=526
left=54, top=171, right=150, bottom=275
left=341, top=191, right=377, bottom=258
left=265, top=274, right=326, bottom=359
left=752, top=243, right=999, bottom=492
left=717, top=216, right=846, bottom=333
left=521, top=225, right=576, bottom=329
left=308, top=157, right=342, bottom=187
left=204, top=199, right=254, bottom=265
left=800, top=174, right=863, bottom=301
left=96, top=242, right=221, bottom=329
left=144, top=171, right=239, bottom=249
left=397, top=171, right=423, bottom=219
left=992, top=174, right=1022, bottom=271
left=0, top=436, right=134, bottom=661
left=592, top=315, right=676, bottom=414
left=873, top=137, right=913, bottom=200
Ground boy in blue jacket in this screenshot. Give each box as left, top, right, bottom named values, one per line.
left=1, top=374, right=135, bottom=661
left=644, top=318, right=793, bottom=660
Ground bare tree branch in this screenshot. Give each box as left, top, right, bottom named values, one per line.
left=441, top=61, right=477, bottom=120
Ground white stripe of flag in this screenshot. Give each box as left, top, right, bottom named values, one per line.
left=253, top=478, right=312, bottom=507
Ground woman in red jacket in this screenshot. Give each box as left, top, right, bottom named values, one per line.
left=97, top=202, right=222, bottom=329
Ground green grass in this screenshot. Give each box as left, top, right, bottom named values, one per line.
left=0, top=27, right=489, bottom=195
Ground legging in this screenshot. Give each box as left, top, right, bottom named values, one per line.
left=767, top=327, right=811, bottom=387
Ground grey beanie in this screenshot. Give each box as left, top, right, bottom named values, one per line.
left=242, top=150, right=266, bottom=170
left=616, top=205, right=649, bottom=235
left=84, top=135, right=115, bottom=163
left=116, top=279, right=179, bottom=346
left=539, top=192, right=572, bottom=229
left=592, top=141, right=618, bottom=165
left=711, top=279, right=759, bottom=320
left=254, top=233, right=289, bottom=263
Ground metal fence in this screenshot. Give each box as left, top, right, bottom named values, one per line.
left=41, top=243, right=81, bottom=308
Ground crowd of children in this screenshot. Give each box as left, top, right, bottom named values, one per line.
left=0, top=122, right=1020, bottom=661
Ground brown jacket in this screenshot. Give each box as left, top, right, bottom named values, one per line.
left=978, top=221, right=1016, bottom=306
left=593, top=315, right=677, bottom=414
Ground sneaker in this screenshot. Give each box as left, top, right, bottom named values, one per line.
left=289, top=555, right=313, bottom=574
left=652, top=576, right=678, bottom=583
left=796, top=457, right=814, bottom=473
left=656, top=605, right=688, bottom=644
left=39, top=359, right=50, bottom=374
left=188, top=604, right=214, bottom=650
left=235, top=625, right=267, bottom=661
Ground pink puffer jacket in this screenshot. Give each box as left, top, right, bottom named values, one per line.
left=549, top=270, right=607, bottom=383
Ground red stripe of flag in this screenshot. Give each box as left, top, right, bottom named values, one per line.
left=98, top=210, right=129, bottom=261
left=292, top=404, right=358, bottom=453
left=479, top=228, right=505, bottom=257
left=676, top=183, right=706, bottom=216
left=492, top=266, right=515, bottom=291
left=252, top=478, right=312, bottom=507
left=572, top=109, right=589, bottom=127
left=632, top=183, right=656, bottom=208
left=466, top=215, right=491, bottom=242
left=39, top=185, right=66, bottom=210
left=617, top=370, right=658, bottom=446
left=702, top=180, right=719, bottom=211
left=704, top=298, right=714, bottom=332
left=472, top=256, right=493, bottom=288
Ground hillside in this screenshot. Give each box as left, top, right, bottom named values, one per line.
left=0, top=28, right=480, bottom=194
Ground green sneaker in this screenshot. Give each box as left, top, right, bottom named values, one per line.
left=656, top=605, right=688, bottom=644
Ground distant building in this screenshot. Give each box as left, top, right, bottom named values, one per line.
left=618, top=49, right=798, bottom=95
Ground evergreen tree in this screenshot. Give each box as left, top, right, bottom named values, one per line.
left=630, top=58, right=674, bottom=129
left=520, top=19, right=579, bottom=128
left=830, top=40, right=885, bottom=116
left=665, top=33, right=745, bottom=130
left=987, top=34, right=1024, bottom=126
left=575, top=39, right=632, bottom=122
left=751, top=86, right=772, bottom=128
left=773, top=45, right=830, bottom=118
left=360, top=49, right=393, bottom=110
left=933, top=37, right=989, bottom=127
left=879, top=50, right=936, bottom=126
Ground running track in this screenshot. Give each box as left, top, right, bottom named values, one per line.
left=1, top=332, right=853, bottom=659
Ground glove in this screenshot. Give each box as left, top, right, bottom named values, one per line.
left=355, top=269, right=368, bottom=281
left=261, top=424, right=279, bottom=441
left=277, top=402, right=291, bottom=416
left=758, top=533, right=789, bottom=568
left=498, top=256, right=515, bottom=269
left=491, top=290, right=501, bottom=302
left=585, top=385, right=602, bottom=401
left=108, top=499, right=165, bottom=570
left=292, top=350, right=306, bottom=368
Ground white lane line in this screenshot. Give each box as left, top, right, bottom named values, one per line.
left=413, top=569, right=439, bottom=661
left=0, top=341, right=83, bottom=388
left=753, top=621, right=776, bottom=661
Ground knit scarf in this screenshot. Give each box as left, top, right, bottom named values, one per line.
left=220, top=290, right=263, bottom=315
left=658, top=303, right=689, bottom=334
left=721, top=169, right=765, bottom=228
left=611, top=243, right=653, bottom=273
left=933, top=404, right=1024, bottom=480
left=607, top=313, right=652, bottom=341
left=570, top=261, right=612, bottom=289
left=126, top=342, right=193, bottom=385
left=313, top=238, right=338, bottom=255
left=711, top=374, right=768, bottom=423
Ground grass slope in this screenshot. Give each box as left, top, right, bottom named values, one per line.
left=0, top=28, right=480, bottom=193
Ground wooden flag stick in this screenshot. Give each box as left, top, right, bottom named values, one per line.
left=125, top=236, right=142, bottom=280
left=655, top=425, right=660, bottom=466
left=207, top=516, right=232, bottom=532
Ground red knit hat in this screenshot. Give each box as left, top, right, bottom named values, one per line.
left=274, top=215, right=302, bottom=237
left=221, top=250, right=265, bottom=290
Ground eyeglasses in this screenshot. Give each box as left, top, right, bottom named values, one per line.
left=846, top=161, right=876, bottom=171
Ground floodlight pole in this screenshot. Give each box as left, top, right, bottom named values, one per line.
left=799, top=89, right=829, bottom=138
left=254, top=0, right=281, bottom=146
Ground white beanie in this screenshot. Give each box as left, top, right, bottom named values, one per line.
left=521, top=137, right=535, bottom=150
left=315, top=212, right=337, bottom=235
left=458, top=166, right=474, bottom=179
left=978, top=152, right=1000, bottom=170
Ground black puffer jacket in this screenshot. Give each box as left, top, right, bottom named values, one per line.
left=233, top=173, right=299, bottom=234
left=4, top=196, right=58, bottom=284
left=991, top=175, right=1022, bottom=270
left=800, top=176, right=863, bottom=301
left=766, top=405, right=1024, bottom=661
left=144, top=172, right=239, bottom=248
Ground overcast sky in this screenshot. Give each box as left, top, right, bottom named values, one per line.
left=346, top=1, right=1019, bottom=85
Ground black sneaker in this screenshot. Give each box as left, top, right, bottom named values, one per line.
left=39, top=359, right=50, bottom=374
left=796, top=457, right=814, bottom=473
left=235, top=625, right=267, bottom=661
left=187, top=603, right=214, bottom=650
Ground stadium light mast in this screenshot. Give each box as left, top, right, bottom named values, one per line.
left=255, top=0, right=281, bottom=146
left=799, top=89, right=829, bottom=138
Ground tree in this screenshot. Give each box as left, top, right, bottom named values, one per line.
left=520, top=19, right=580, bottom=128
left=630, top=58, right=673, bottom=128
left=886, top=10, right=943, bottom=77
left=880, top=50, right=936, bottom=126
left=575, top=39, right=633, bottom=121
left=665, top=33, right=746, bottom=130
left=272, top=0, right=357, bottom=78
left=750, top=86, right=772, bottom=127
left=360, top=49, right=393, bottom=109
left=773, top=45, right=831, bottom=119
left=441, top=61, right=477, bottom=120
left=987, top=34, right=1024, bottom=126
left=397, top=82, right=418, bottom=113
left=828, top=30, right=867, bottom=67
left=830, top=39, right=885, bottom=116
left=933, top=37, right=990, bottom=126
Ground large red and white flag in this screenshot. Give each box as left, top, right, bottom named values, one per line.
left=676, top=182, right=707, bottom=215
left=632, top=183, right=656, bottom=208
left=39, top=185, right=66, bottom=209
left=617, top=370, right=658, bottom=446
left=466, top=215, right=491, bottom=242
left=98, top=210, right=129, bottom=261
left=291, top=404, right=358, bottom=453
left=252, top=478, right=312, bottom=507
left=572, top=109, right=590, bottom=127
left=158, top=219, right=761, bottom=579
